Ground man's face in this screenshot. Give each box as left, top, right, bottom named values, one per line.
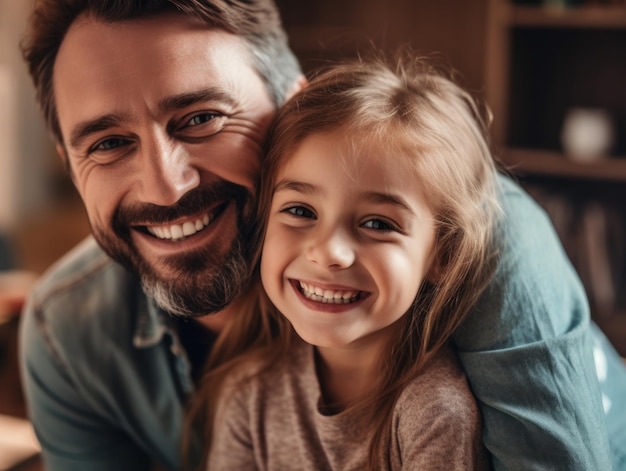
left=53, top=13, right=276, bottom=316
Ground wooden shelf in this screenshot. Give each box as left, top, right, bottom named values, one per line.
left=504, top=4, right=626, bottom=29
left=499, top=148, right=626, bottom=182
left=485, top=0, right=626, bottom=350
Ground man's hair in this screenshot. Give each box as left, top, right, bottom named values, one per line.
left=21, top=0, right=302, bottom=144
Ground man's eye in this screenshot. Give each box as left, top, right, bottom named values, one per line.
left=91, top=137, right=129, bottom=152
left=185, top=112, right=219, bottom=127
left=362, top=219, right=395, bottom=231
left=284, top=206, right=316, bottom=219
left=178, top=112, right=227, bottom=138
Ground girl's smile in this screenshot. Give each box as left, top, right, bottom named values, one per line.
left=289, top=278, right=371, bottom=314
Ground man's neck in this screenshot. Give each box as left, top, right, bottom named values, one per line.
left=194, top=296, right=246, bottom=334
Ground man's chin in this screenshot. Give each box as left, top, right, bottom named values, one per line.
left=92, top=187, right=255, bottom=316
left=136, top=243, right=251, bottom=317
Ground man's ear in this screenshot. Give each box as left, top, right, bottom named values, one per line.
left=56, top=143, right=75, bottom=183
left=285, top=74, right=308, bottom=102
left=56, top=142, right=67, bottom=161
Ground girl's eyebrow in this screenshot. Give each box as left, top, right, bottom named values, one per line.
left=273, top=179, right=319, bottom=195
left=363, top=191, right=415, bottom=215
left=274, top=179, right=416, bottom=215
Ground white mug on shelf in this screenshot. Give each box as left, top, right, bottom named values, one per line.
left=560, top=107, right=615, bottom=163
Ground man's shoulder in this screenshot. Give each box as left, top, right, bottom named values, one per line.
left=453, top=173, right=588, bottom=351
left=25, top=236, right=143, bottom=336
left=496, top=173, right=551, bottom=238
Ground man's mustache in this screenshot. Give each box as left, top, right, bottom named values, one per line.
left=112, top=181, right=249, bottom=231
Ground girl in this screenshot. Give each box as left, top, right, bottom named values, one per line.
left=188, top=53, right=500, bottom=470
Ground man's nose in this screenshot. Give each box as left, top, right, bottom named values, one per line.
left=306, top=228, right=356, bottom=270
left=136, top=135, right=200, bottom=206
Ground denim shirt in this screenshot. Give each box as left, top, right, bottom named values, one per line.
left=19, top=238, right=202, bottom=470
left=19, top=175, right=626, bottom=471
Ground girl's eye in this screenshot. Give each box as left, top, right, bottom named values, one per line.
left=362, top=219, right=395, bottom=231
left=284, top=206, right=316, bottom=219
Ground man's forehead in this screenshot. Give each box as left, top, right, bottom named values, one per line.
left=58, top=11, right=245, bottom=68
left=53, top=14, right=264, bottom=147
left=53, top=12, right=254, bottom=130
left=67, top=10, right=210, bottom=39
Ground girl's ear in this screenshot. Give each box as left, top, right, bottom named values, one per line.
left=426, top=251, right=442, bottom=284
left=285, top=74, right=308, bottom=101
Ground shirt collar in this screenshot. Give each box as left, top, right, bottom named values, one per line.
left=132, top=295, right=172, bottom=348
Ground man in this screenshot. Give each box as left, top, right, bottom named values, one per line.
left=19, top=1, right=626, bottom=470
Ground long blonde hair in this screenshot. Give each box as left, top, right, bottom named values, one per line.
left=185, top=52, right=501, bottom=470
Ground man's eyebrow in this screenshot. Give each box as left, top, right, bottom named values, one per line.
left=69, top=114, right=129, bottom=150
left=158, top=88, right=237, bottom=114
left=68, top=88, right=237, bottom=150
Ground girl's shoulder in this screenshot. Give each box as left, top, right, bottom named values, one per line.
left=395, top=346, right=478, bottom=420
left=390, top=347, right=490, bottom=469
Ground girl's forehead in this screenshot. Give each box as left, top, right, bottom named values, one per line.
left=291, top=127, right=414, bottom=157
left=278, top=129, right=420, bottom=185
left=314, top=129, right=418, bottom=168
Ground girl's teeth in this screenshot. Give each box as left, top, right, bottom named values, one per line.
left=298, top=281, right=360, bottom=304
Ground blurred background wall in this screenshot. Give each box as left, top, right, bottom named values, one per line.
left=0, top=0, right=53, bottom=235
left=0, top=0, right=80, bottom=274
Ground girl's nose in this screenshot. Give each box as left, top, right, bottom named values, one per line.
left=306, top=229, right=356, bottom=270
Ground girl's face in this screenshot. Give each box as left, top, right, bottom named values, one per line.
left=260, top=130, right=437, bottom=354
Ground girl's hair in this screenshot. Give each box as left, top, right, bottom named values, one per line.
left=185, top=52, right=501, bottom=470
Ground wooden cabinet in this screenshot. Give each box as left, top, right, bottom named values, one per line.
left=484, top=0, right=626, bottom=354
left=274, top=0, right=488, bottom=90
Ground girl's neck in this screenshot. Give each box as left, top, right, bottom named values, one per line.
left=313, top=325, right=397, bottom=414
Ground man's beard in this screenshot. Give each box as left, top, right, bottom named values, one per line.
left=91, top=182, right=255, bottom=317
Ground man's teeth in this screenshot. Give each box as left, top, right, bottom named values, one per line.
left=299, top=281, right=360, bottom=304
left=146, top=214, right=211, bottom=241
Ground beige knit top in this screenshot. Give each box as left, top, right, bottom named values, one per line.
left=208, top=338, right=490, bottom=470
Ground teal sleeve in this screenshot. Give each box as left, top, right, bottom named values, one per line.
left=453, top=175, right=615, bottom=470
left=19, top=300, right=152, bottom=471
left=591, top=322, right=626, bottom=470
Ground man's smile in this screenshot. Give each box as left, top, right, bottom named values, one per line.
left=140, top=202, right=229, bottom=241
